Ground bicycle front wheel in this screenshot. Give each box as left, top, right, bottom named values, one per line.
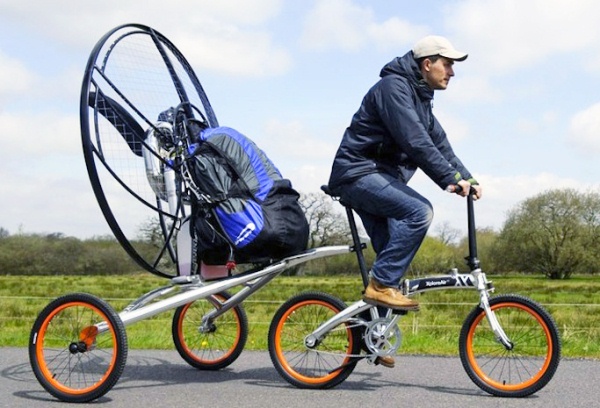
left=268, top=291, right=361, bottom=389
left=172, top=291, right=248, bottom=370
left=29, top=293, right=127, bottom=403
left=459, top=294, right=561, bottom=397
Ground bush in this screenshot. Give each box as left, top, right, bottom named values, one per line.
left=493, top=189, right=600, bottom=279
left=408, top=236, right=457, bottom=277
left=0, top=233, right=140, bottom=275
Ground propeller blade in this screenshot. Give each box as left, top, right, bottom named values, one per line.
left=89, top=91, right=145, bottom=156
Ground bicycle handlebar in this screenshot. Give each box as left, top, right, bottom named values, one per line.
left=448, top=184, right=478, bottom=196
left=446, top=184, right=480, bottom=269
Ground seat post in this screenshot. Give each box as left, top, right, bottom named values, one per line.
left=345, top=206, right=370, bottom=288
left=320, top=185, right=370, bottom=288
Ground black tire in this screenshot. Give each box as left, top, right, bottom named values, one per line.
left=459, top=294, right=561, bottom=397
left=268, top=291, right=361, bottom=389
left=29, top=293, right=127, bottom=403
left=172, top=291, right=248, bottom=370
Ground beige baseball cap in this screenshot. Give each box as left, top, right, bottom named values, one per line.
left=412, top=35, right=468, bottom=61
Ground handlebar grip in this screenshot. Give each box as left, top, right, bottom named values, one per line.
left=447, top=185, right=477, bottom=195
left=446, top=184, right=462, bottom=194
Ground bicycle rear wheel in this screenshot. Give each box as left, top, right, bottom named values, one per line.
left=268, top=291, right=361, bottom=389
left=172, top=291, right=248, bottom=370
left=29, top=293, right=127, bottom=403
left=459, top=294, right=560, bottom=397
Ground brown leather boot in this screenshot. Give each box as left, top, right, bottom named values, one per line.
left=375, top=355, right=395, bottom=368
left=363, top=278, right=420, bottom=311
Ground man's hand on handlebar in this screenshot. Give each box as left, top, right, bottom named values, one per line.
left=446, top=181, right=483, bottom=200
left=470, top=184, right=482, bottom=200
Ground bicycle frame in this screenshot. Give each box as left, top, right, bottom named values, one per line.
left=307, top=191, right=514, bottom=351
left=407, top=268, right=511, bottom=350
left=95, top=245, right=351, bottom=334
left=97, top=190, right=512, bottom=351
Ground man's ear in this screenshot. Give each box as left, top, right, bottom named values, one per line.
left=422, top=58, right=432, bottom=72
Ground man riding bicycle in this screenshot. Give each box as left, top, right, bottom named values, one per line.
left=327, top=35, right=483, bottom=326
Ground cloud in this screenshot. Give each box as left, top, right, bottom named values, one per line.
left=433, top=111, right=469, bottom=143
left=446, top=0, right=600, bottom=74
left=0, top=51, right=35, bottom=103
left=2, top=1, right=599, bottom=241
left=255, top=119, right=340, bottom=192
left=181, top=0, right=283, bottom=25
left=0, top=111, right=80, bottom=161
left=473, top=172, right=599, bottom=228
left=262, top=118, right=338, bottom=160
left=569, top=103, right=600, bottom=154
left=443, top=75, right=502, bottom=105
left=515, top=111, right=558, bottom=137
left=0, top=0, right=289, bottom=78
left=0, top=168, right=104, bottom=237
left=366, top=17, right=429, bottom=51
left=412, top=170, right=598, bottom=235
left=300, top=0, right=428, bottom=52
left=290, top=163, right=335, bottom=194
left=174, top=24, right=292, bottom=77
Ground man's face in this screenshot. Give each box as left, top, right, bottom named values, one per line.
left=422, top=57, right=455, bottom=90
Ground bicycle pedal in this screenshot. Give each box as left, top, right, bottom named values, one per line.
left=374, top=355, right=396, bottom=368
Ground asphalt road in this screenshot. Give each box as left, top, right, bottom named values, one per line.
left=2, top=347, right=598, bottom=408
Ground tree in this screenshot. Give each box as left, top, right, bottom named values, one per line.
left=433, top=221, right=462, bottom=246
left=493, top=188, right=600, bottom=279
left=457, top=227, right=499, bottom=273
left=137, top=217, right=167, bottom=247
left=299, top=192, right=352, bottom=248
left=408, top=235, right=457, bottom=277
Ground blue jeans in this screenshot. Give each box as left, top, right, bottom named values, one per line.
left=337, top=172, right=433, bottom=287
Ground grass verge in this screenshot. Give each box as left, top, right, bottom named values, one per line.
left=1, top=274, right=598, bottom=358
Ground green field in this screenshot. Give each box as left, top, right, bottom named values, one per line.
left=1, top=274, right=598, bottom=358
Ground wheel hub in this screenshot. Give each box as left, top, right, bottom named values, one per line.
left=69, top=341, right=88, bottom=354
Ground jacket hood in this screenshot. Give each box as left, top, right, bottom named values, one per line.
left=380, top=51, right=433, bottom=100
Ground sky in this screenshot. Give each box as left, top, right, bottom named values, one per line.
left=1, top=0, right=599, bottom=241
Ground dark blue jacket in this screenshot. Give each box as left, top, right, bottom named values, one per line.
left=328, top=51, right=474, bottom=191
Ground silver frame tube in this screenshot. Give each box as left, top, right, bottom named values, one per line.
left=96, top=245, right=351, bottom=333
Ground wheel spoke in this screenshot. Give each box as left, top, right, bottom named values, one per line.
left=172, top=292, right=248, bottom=370
left=459, top=295, right=560, bottom=397
left=268, top=292, right=361, bottom=389
left=29, top=294, right=127, bottom=402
